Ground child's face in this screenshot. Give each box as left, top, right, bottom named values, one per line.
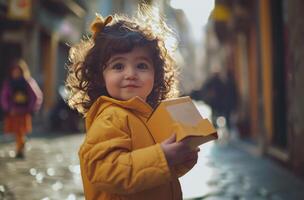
left=103, top=46, right=155, bottom=101
left=11, top=67, right=22, bottom=79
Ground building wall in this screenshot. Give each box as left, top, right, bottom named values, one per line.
left=248, top=25, right=259, bottom=139
left=258, top=0, right=273, bottom=146
left=286, top=0, right=304, bottom=176
left=209, top=0, right=304, bottom=176
left=0, top=1, right=86, bottom=120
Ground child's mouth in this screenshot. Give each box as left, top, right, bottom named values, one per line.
left=123, top=85, right=139, bottom=88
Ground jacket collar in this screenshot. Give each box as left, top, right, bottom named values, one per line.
left=98, top=96, right=153, bottom=117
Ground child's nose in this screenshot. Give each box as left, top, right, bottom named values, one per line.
left=125, top=67, right=137, bottom=79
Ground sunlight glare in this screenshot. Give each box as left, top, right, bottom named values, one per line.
left=179, top=141, right=216, bottom=199
left=170, top=0, right=215, bottom=40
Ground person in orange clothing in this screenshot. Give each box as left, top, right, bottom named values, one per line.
left=0, top=59, right=43, bottom=158
left=65, top=7, right=199, bottom=200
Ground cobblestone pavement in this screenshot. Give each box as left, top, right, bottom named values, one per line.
left=181, top=140, right=304, bottom=200
left=0, top=133, right=85, bottom=200
left=1, top=132, right=304, bottom=200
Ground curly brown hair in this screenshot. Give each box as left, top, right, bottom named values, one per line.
left=66, top=10, right=179, bottom=115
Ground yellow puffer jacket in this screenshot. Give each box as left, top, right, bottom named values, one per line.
left=79, top=96, right=186, bottom=200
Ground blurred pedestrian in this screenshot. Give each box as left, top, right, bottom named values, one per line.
left=222, top=69, right=238, bottom=130
left=65, top=8, right=199, bottom=200
left=200, top=72, right=226, bottom=124
left=200, top=69, right=238, bottom=130
left=0, top=59, right=43, bottom=158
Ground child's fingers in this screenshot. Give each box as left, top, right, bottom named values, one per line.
left=189, top=150, right=199, bottom=158
left=162, top=134, right=176, bottom=144
left=182, top=155, right=199, bottom=169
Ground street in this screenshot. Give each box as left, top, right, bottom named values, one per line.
left=1, top=131, right=304, bottom=200
left=0, top=133, right=84, bottom=200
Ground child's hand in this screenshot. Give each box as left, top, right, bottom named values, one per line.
left=179, top=148, right=199, bottom=170
left=161, top=134, right=200, bottom=167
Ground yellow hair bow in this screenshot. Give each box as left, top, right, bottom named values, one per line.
left=90, top=14, right=113, bottom=40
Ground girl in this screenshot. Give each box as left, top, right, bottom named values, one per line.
left=66, top=9, right=199, bottom=200
left=0, top=59, right=43, bottom=158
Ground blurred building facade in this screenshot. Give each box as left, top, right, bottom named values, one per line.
left=203, top=0, right=304, bottom=177
left=0, top=0, right=86, bottom=116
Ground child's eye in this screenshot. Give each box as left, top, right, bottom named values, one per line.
left=137, top=63, right=149, bottom=70
left=112, top=63, right=124, bottom=70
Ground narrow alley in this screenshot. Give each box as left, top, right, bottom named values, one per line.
left=1, top=128, right=304, bottom=200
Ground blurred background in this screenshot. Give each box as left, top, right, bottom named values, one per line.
left=1, top=0, right=304, bottom=200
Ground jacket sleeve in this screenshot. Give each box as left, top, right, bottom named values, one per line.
left=0, top=80, right=11, bottom=112
left=79, top=113, right=172, bottom=194
left=26, top=78, right=43, bottom=112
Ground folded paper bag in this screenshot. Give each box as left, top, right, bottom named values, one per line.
left=170, top=121, right=218, bottom=149
left=146, top=96, right=217, bottom=148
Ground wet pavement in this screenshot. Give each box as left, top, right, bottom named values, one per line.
left=1, top=131, right=304, bottom=200
left=181, top=139, right=304, bottom=200
left=0, top=133, right=84, bottom=200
